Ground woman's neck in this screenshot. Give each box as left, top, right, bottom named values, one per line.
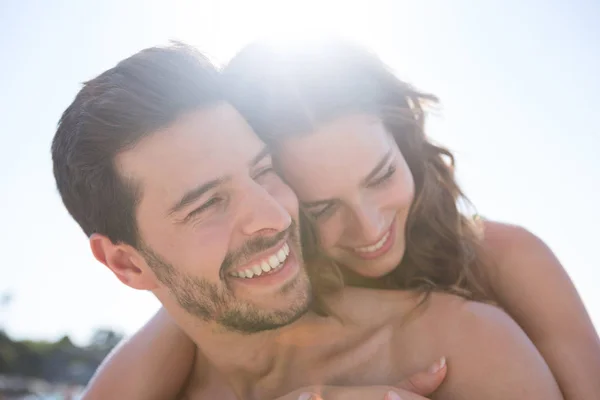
left=342, top=267, right=394, bottom=290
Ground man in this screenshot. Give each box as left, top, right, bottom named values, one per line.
left=52, top=43, right=561, bottom=400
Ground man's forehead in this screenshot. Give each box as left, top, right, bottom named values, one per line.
left=116, top=104, right=264, bottom=199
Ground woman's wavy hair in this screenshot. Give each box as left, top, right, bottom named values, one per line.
left=223, top=37, right=490, bottom=303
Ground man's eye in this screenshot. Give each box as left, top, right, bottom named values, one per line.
left=254, top=166, right=276, bottom=180
left=188, top=197, right=222, bottom=219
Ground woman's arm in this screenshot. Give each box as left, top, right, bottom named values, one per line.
left=276, top=360, right=448, bottom=400
left=482, top=221, right=600, bottom=399
left=82, top=307, right=197, bottom=400
left=82, top=307, right=448, bottom=400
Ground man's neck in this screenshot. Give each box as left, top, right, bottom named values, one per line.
left=177, top=287, right=424, bottom=400
left=183, top=309, right=337, bottom=398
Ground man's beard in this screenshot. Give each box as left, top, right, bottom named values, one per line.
left=140, top=221, right=312, bottom=334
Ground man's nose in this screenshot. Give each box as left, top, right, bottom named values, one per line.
left=238, top=181, right=292, bottom=237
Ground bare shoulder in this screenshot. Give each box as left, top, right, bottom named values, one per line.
left=392, top=292, right=509, bottom=337
left=476, top=220, right=564, bottom=291
left=388, top=293, right=563, bottom=399
left=336, top=290, right=561, bottom=399
left=445, top=299, right=524, bottom=339
left=423, top=295, right=543, bottom=350
left=423, top=298, right=562, bottom=399
left=478, top=221, right=600, bottom=399
left=335, top=288, right=487, bottom=331
left=482, top=220, right=550, bottom=261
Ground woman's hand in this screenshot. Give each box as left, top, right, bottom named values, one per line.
left=295, top=387, right=434, bottom=400
left=277, top=357, right=447, bottom=400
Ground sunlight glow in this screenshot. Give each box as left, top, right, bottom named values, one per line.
left=172, top=0, right=404, bottom=63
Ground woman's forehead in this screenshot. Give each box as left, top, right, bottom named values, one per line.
left=277, top=114, right=391, bottom=160
left=273, top=114, right=396, bottom=197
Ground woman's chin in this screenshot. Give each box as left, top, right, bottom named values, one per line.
left=341, top=245, right=405, bottom=280
left=349, top=263, right=397, bottom=279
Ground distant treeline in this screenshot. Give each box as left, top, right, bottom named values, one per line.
left=0, top=329, right=122, bottom=386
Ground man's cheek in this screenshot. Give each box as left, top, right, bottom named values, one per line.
left=192, top=224, right=236, bottom=278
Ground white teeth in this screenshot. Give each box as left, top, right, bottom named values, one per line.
left=229, top=243, right=291, bottom=279
left=261, top=261, right=271, bottom=273
left=268, top=255, right=279, bottom=268
left=277, top=249, right=286, bottom=262
left=355, top=231, right=390, bottom=253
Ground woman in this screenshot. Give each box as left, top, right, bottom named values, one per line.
left=82, top=38, right=600, bottom=399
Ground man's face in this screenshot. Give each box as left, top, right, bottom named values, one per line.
left=117, top=104, right=311, bottom=333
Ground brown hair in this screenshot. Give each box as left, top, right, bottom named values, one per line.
left=223, top=38, right=490, bottom=302
left=52, top=43, right=223, bottom=248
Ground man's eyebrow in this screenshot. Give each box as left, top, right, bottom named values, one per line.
left=167, top=148, right=268, bottom=216
left=250, top=146, right=270, bottom=168
left=361, top=149, right=393, bottom=185
left=168, top=177, right=227, bottom=216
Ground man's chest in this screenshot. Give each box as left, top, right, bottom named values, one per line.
left=254, top=325, right=414, bottom=399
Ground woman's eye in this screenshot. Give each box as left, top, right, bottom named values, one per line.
left=368, top=165, right=396, bottom=187
left=309, top=203, right=336, bottom=220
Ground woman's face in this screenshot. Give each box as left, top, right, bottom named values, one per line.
left=274, top=113, right=415, bottom=278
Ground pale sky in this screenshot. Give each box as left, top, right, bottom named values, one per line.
left=1, top=0, right=599, bottom=345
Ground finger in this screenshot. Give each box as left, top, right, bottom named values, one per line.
left=395, top=357, right=447, bottom=396
left=385, top=389, right=434, bottom=400
left=385, top=391, right=403, bottom=400
left=297, top=393, right=324, bottom=400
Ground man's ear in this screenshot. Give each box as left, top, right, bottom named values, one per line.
left=89, top=233, right=159, bottom=290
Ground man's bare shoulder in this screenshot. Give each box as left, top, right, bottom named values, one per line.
left=432, top=296, right=517, bottom=339
left=392, top=292, right=519, bottom=344
left=324, top=289, right=520, bottom=381
left=325, top=286, right=494, bottom=327
left=388, top=294, right=562, bottom=399
left=422, top=292, right=505, bottom=323
left=328, top=285, right=516, bottom=328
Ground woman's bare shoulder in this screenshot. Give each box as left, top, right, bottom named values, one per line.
left=481, top=219, right=546, bottom=259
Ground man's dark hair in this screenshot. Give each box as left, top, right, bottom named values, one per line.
left=52, top=42, right=223, bottom=247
